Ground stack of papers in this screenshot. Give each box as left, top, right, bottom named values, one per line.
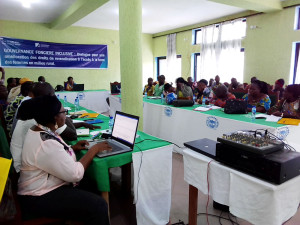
left=255, top=114, right=281, bottom=122
left=69, top=110, right=88, bottom=115
left=194, top=105, right=221, bottom=111
left=76, top=129, right=90, bottom=136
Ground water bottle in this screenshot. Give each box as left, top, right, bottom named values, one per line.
left=202, top=96, right=206, bottom=105
left=108, top=116, right=114, bottom=133
left=251, top=106, right=256, bottom=122
left=161, top=93, right=164, bottom=104
left=64, top=96, right=67, bottom=107
left=56, top=94, right=60, bottom=100
left=74, top=98, right=78, bottom=112
left=193, top=95, right=196, bottom=103
left=144, top=91, right=147, bottom=99
left=76, top=97, right=80, bottom=111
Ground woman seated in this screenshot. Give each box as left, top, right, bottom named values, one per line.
left=210, top=85, right=236, bottom=108
left=65, top=76, right=75, bottom=91
left=18, top=95, right=110, bottom=224
left=242, top=80, right=271, bottom=113
left=195, top=79, right=211, bottom=103
left=175, top=77, right=193, bottom=100
left=267, top=84, right=300, bottom=119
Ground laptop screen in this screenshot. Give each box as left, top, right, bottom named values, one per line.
left=111, top=111, right=139, bottom=148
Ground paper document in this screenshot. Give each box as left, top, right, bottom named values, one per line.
left=266, top=115, right=281, bottom=122
left=76, top=129, right=90, bottom=136
left=194, top=106, right=212, bottom=112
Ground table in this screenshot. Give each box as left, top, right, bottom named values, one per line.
left=183, top=148, right=300, bottom=225
left=65, top=102, right=173, bottom=225
left=57, top=90, right=110, bottom=113
left=142, top=98, right=300, bottom=153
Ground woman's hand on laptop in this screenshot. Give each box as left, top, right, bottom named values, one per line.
left=72, top=140, right=89, bottom=151
left=91, top=141, right=112, bottom=153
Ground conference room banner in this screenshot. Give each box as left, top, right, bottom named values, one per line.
left=0, top=37, right=108, bottom=69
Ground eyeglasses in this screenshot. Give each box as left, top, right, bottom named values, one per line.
left=58, top=110, right=68, bottom=115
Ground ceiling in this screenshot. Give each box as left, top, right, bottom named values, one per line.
left=0, top=0, right=248, bottom=34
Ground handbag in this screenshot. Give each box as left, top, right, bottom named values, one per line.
left=224, top=99, right=248, bottom=114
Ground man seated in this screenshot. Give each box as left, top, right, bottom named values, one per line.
left=143, top=77, right=155, bottom=96
left=210, top=85, right=236, bottom=108
left=228, top=78, right=244, bottom=92
left=211, top=75, right=223, bottom=92
left=195, top=79, right=211, bottom=103
left=154, top=75, right=165, bottom=96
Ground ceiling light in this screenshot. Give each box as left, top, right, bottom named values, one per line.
left=22, top=2, right=31, bottom=8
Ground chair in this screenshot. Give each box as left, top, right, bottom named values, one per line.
left=110, top=82, right=121, bottom=94
left=232, top=88, right=248, bottom=99
left=268, top=90, right=279, bottom=107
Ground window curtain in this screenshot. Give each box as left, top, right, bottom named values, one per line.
left=167, top=33, right=177, bottom=84
left=199, top=19, right=245, bottom=83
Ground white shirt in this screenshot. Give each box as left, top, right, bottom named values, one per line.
left=18, top=129, right=84, bottom=196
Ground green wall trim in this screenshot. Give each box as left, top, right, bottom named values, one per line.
left=50, top=0, right=109, bottom=30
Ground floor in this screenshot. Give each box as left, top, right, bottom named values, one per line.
left=109, top=152, right=300, bottom=225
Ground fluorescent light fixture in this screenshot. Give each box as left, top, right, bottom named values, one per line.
left=21, top=0, right=39, bottom=8
left=22, top=2, right=30, bottom=8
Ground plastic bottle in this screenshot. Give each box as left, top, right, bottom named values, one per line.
left=251, top=106, right=256, bottom=122
left=74, top=98, right=78, bottom=112
left=76, top=97, right=80, bottom=111
left=64, top=96, right=67, bottom=107
left=144, top=91, right=147, bottom=99
left=161, top=93, right=164, bottom=104
left=56, top=94, right=60, bottom=100
left=202, top=96, right=206, bottom=105
left=193, top=95, right=196, bottom=103
left=108, top=116, right=114, bottom=133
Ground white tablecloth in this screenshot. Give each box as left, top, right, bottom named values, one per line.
left=133, top=145, right=173, bottom=225
left=183, top=148, right=300, bottom=225
left=143, top=102, right=300, bottom=153
left=109, top=95, right=122, bottom=117
left=57, top=90, right=110, bottom=113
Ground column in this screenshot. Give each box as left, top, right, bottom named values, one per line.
left=119, top=0, right=143, bottom=130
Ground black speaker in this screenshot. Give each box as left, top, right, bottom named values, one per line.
left=172, top=100, right=194, bottom=107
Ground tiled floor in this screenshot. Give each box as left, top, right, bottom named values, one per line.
left=109, top=152, right=300, bottom=225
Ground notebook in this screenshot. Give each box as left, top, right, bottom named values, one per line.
left=73, top=84, right=84, bottom=91
left=76, top=129, right=90, bottom=136
left=184, top=138, right=217, bottom=159
left=88, top=111, right=139, bottom=158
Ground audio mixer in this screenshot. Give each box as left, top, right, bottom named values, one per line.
left=217, top=131, right=284, bottom=156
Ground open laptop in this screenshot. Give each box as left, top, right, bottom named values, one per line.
left=88, top=111, right=139, bottom=158
left=184, top=138, right=217, bottom=159
left=73, top=84, right=84, bottom=91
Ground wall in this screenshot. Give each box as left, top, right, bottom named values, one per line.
left=244, top=6, right=300, bottom=84
left=0, top=20, right=153, bottom=90
left=153, top=6, right=300, bottom=85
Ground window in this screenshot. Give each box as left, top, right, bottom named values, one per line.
left=192, top=19, right=246, bottom=83
left=193, top=29, right=202, bottom=45
left=193, top=53, right=200, bottom=81
left=291, top=42, right=300, bottom=84
left=295, top=6, right=300, bottom=30
left=156, top=55, right=182, bottom=83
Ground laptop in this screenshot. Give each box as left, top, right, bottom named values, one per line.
left=184, top=138, right=217, bottom=159
left=88, top=111, right=139, bottom=158
left=73, top=84, right=84, bottom=91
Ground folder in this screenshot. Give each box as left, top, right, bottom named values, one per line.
left=0, top=158, right=12, bottom=203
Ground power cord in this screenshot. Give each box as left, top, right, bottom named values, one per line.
left=133, top=144, right=143, bottom=205
left=197, top=213, right=240, bottom=225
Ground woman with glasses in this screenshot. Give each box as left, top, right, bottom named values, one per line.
left=18, top=95, right=110, bottom=225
